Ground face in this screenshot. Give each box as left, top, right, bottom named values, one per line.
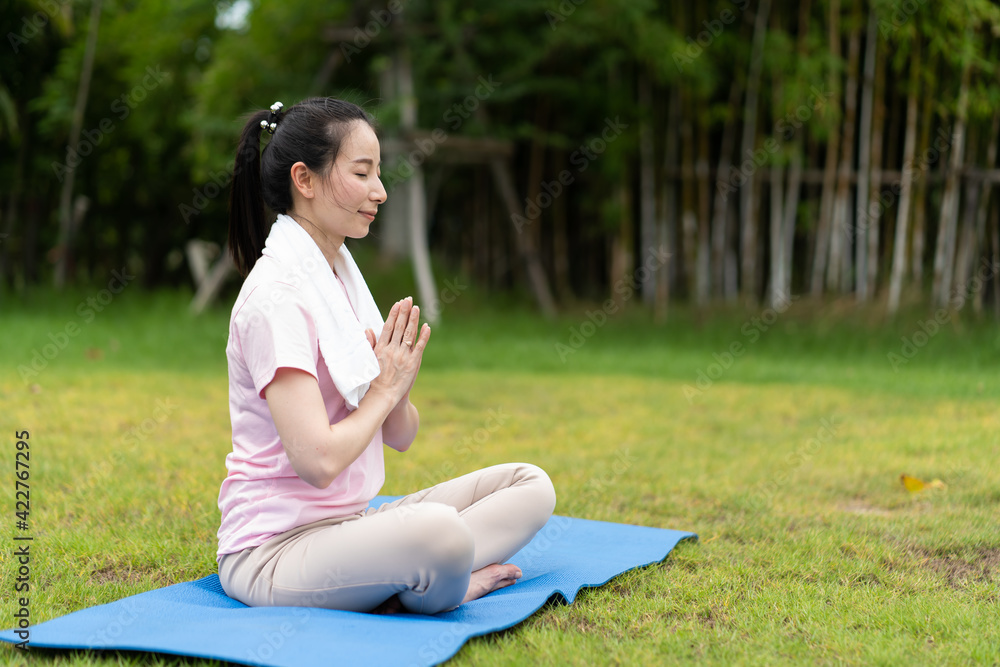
left=310, top=121, right=387, bottom=243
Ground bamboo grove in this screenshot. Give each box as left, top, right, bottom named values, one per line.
left=2, top=0, right=999, bottom=316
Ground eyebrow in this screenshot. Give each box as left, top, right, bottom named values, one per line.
left=350, top=157, right=379, bottom=166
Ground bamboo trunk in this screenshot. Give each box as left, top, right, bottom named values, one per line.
left=829, top=14, right=860, bottom=294
left=769, top=70, right=785, bottom=307
left=660, top=87, right=681, bottom=318
left=973, top=112, right=999, bottom=313
left=739, top=0, right=772, bottom=302
left=855, top=11, right=877, bottom=301
left=911, top=49, right=939, bottom=286
left=679, top=91, right=698, bottom=301
left=639, top=75, right=658, bottom=306
left=887, top=39, right=921, bottom=314
left=932, top=46, right=972, bottom=307
left=552, top=148, right=572, bottom=301
left=810, top=0, right=841, bottom=296
left=866, top=37, right=886, bottom=296
left=712, top=81, right=744, bottom=299
left=397, top=42, right=440, bottom=324
left=695, top=110, right=712, bottom=304
left=491, top=159, right=557, bottom=318
left=55, top=0, right=103, bottom=288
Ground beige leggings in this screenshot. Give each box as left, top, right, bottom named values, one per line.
left=219, top=462, right=556, bottom=614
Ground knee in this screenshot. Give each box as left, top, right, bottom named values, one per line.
left=400, top=503, right=475, bottom=573
left=518, top=464, right=557, bottom=530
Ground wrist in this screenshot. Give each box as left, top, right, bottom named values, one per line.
left=362, top=384, right=397, bottom=415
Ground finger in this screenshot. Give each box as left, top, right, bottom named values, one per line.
left=402, top=304, right=420, bottom=347
left=411, top=323, right=431, bottom=354
left=377, top=301, right=402, bottom=350
left=365, top=328, right=376, bottom=349
left=391, top=296, right=412, bottom=343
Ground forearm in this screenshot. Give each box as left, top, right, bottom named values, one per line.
left=382, top=398, right=419, bottom=452
left=266, top=369, right=397, bottom=489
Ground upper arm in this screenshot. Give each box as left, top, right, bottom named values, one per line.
left=264, top=367, right=332, bottom=488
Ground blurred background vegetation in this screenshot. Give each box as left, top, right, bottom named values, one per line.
left=2, top=0, right=1000, bottom=319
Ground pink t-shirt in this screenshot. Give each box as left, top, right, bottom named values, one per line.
left=216, top=256, right=385, bottom=559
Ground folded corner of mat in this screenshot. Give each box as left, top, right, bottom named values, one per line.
left=0, top=508, right=696, bottom=667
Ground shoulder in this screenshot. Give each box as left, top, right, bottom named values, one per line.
left=231, top=257, right=314, bottom=333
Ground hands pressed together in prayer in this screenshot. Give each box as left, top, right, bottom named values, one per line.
left=365, top=296, right=430, bottom=406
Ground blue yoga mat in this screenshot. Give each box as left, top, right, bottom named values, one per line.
left=1, top=498, right=695, bottom=667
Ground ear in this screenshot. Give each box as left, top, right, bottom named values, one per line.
left=289, top=162, right=315, bottom=200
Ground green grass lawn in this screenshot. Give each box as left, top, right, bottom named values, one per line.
left=1, top=282, right=998, bottom=665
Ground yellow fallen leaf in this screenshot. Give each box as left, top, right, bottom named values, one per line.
left=900, top=473, right=946, bottom=492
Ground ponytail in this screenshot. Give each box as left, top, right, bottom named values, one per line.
left=228, top=98, right=377, bottom=277
left=228, top=109, right=270, bottom=277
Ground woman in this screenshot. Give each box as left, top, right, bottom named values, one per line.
left=216, top=97, right=556, bottom=615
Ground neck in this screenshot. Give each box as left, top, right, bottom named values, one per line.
left=287, top=211, right=343, bottom=272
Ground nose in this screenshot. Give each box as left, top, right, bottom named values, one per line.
left=371, top=175, right=387, bottom=204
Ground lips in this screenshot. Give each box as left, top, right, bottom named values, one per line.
left=359, top=210, right=377, bottom=221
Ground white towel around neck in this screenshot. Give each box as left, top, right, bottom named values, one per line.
left=260, top=214, right=384, bottom=410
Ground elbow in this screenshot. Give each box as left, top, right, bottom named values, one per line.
left=290, top=452, right=345, bottom=490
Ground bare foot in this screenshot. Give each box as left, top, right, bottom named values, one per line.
left=462, top=564, right=522, bottom=604
left=370, top=594, right=403, bottom=615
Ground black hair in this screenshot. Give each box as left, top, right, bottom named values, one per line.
left=228, top=97, right=377, bottom=277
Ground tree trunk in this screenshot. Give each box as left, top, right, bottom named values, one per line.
left=811, top=0, right=842, bottom=296
left=712, top=80, right=744, bottom=299
left=911, top=48, right=939, bottom=287
left=679, top=91, right=698, bottom=301
left=552, top=149, right=572, bottom=301
left=397, top=42, right=440, bottom=324
left=973, top=112, right=999, bottom=313
left=695, top=104, right=712, bottom=305
left=490, top=158, right=557, bottom=318
left=854, top=11, right=877, bottom=301
left=659, top=87, right=680, bottom=318
left=639, top=75, right=658, bottom=306
left=887, top=38, right=921, bottom=314
left=769, top=71, right=785, bottom=307
left=866, top=34, right=886, bottom=297
left=932, top=46, right=972, bottom=307
left=739, top=0, right=772, bottom=302
left=55, top=0, right=103, bottom=288
left=829, top=12, right=859, bottom=295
